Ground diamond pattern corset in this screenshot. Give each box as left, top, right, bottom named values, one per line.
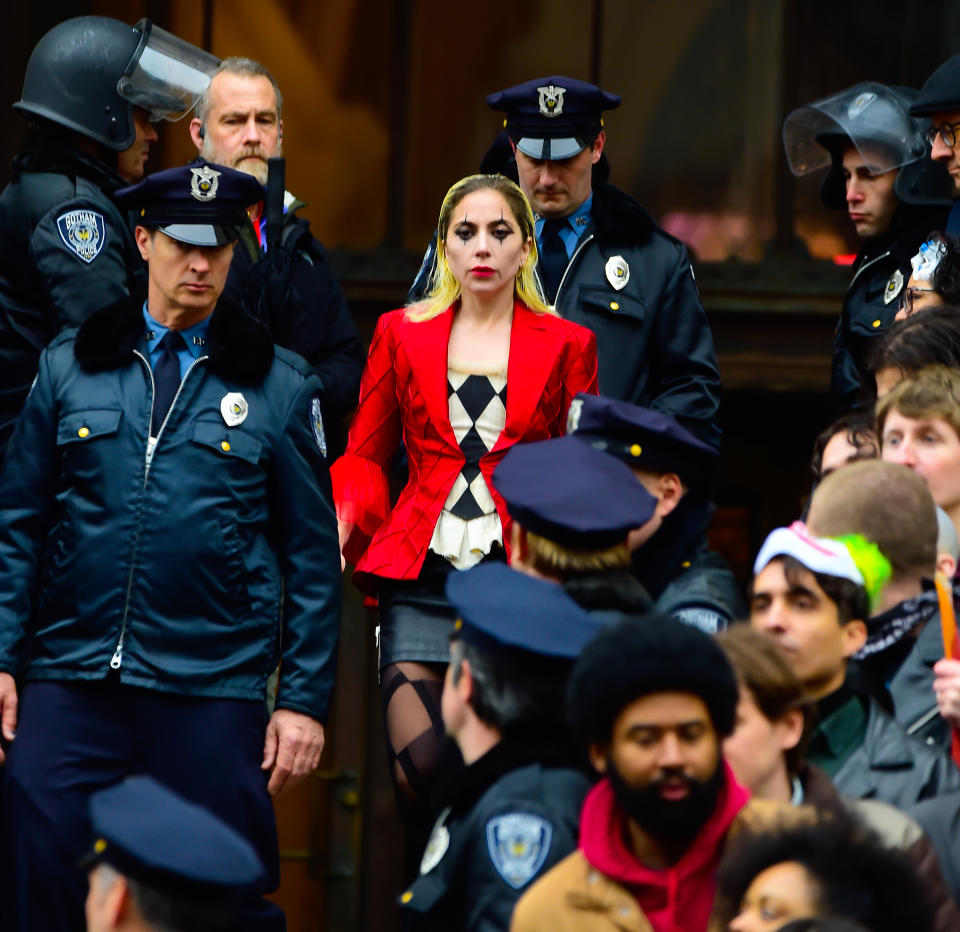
left=428, top=369, right=507, bottom=569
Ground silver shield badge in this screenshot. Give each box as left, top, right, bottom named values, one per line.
left=220, top=392, right=248, bottom=426
left=605, top=255, right=630, bottom=291
left=566, top=398, right=583, bottom=433
left=485, top=813, right=553, bottom=889
left=190, top=166, right=221, bottom=202
left=883, top=268, right=904, bottom=306
left=420, top=808, right=451, bottom=874
left=537, top=84, right=566, bottom=117
left=311, top=397, right=327, bottom=457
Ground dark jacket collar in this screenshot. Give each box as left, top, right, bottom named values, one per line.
left=590, top=181, right=659, bottom=244
left=12, top=130, right=127, bottom=195
left=74, top=294, right=275, bottom=385
left=855, top=203, right=951, bottom=269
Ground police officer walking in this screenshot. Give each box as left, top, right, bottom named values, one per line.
left=782, top=82, right=951, bottom=411
left=0, top=16, right=220, bottom=462
left=400, top=562, right=601, bottom=931
left=0, top=162, right=342, bottom=931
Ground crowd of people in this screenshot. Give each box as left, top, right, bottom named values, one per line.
left=2, top=11, right=960, bottom=932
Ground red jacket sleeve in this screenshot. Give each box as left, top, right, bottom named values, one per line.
left=561, top=325, right=599, bottom=420
left=330, top=312, right=402, bottom=559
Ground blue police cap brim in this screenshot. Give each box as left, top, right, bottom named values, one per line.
left=446, top=563, right=603, bottom=660
left=516, top=136, right=589, bottom=160
left=158, top=222, right=241, bottom=247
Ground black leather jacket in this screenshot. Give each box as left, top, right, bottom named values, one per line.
left=0, top=132, right=143, bottom=461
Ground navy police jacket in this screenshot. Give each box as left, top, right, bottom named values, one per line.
left=0, top=295, right=341, bottom=722
left=400, top=737, right=589, bottom=932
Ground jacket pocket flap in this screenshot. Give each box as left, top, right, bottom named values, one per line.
left=578, top=285, right=645, bottom=320
left=190, top=421, right=262, bottom=464
left=57, top=409, right=122, bottom=445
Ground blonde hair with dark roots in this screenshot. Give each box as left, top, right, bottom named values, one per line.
left=524, top=529, right=630, bottom=576
left=407, top=174, right=553, bottom=321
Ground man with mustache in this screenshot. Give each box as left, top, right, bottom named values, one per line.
left=510, top=616, right=766, bottom=932
left=189, top=58, right=364, bottom=434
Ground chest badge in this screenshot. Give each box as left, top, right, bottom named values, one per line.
left=605, top=255, right=630, bottom=291
left=220, top=392, right=248, bottom=427
left=310, top=397, right=327, bottom=457
left=566, top=398, right=583, bottom=433
left=420, top=807, right=451, bottom=874
left=485, top=813, right=553, bottom=889
left=883, top=268, right=904, bottom=306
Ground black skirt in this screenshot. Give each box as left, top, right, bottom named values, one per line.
left=376, top=549, right=503, bottom=669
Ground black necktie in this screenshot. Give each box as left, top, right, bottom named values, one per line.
left=152, top=331, right=186, bottom=436
left=539, top=218, right=569, bottom=304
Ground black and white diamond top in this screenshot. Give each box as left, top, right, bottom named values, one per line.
left=429, top=369, right=507, bottom=568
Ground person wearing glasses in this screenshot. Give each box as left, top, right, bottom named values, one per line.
left=911, top=54, right=960, bottom=232
left=894, top=232, right=960, bottom=321
left=782, top=83, right=951, bottom=413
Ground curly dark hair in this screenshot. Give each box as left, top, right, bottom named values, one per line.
left=714, top=811, right=937, bottom=932
left=810, top=410, right=879, bottom=481
left=867, top=305, right=960, bottom=387
left=930, top=232, right=960, bottom=304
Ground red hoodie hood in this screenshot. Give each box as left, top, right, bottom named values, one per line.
left=579, top=761, right=749, bottom=932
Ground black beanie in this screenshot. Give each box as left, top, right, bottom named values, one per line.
left=567, top=615, right=738, bottom=747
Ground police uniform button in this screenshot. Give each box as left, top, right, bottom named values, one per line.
left=610, top=301, right=619, bottom=311
left=401, top=891, right=413, bottom=904
left=94, top=838, right=107, bottom=854
left=221, top=441, right=231, bottom=452
left=872, top=319, right=881, bottom=328
left=629, top=443, right=642, bottom=457
left=681, top=560, right=691, bottom=568
left=78, top=427, right=90, bottom=438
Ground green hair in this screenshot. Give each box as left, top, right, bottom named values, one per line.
left=831, top=534, right=893, bottom=611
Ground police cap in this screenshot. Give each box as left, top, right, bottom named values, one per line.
left=486, top=76, right=620, bottom=160
left=116, top=161, right=264, bottom=246
left=83, top=776, right=265, bottom=895
left=492, top=435, right=656, bottom=549
left=911, top=53, right=960, bottom=117
left=446, top=562, right=602, bottom=660
left=566, top=393, right=718, bottom=486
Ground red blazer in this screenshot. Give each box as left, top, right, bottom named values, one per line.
left=331, top=300, right=598, bottom=591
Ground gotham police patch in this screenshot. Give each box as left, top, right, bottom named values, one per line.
left=485, top=813, right=552, bottom=889
left=310, top=397, right=327, bottom=457
left=56, top=210, right=105, bottom=263
left=674, top=607, right=725, bottom=634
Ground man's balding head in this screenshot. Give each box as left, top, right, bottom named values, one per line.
left=807, top=460, right=937, bottom=583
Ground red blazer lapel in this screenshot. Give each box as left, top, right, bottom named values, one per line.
left=494, top=301, right=565, bottom=451
left=400, top=306, right=459, bottom=450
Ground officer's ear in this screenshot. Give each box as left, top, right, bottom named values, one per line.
left=588, top=742, right=609, bottom=775
left=841, top=618, right=868, bottom=659
left=134, top=225, right=153, bottom=262
left=189, top=116, right=204, bottom=150
left=590, top=131, right=606, bottom=165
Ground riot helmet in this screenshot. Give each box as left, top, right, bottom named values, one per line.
left=782, top=82, right=951, bottom=208
left=14, top=17, right=219, bottom=151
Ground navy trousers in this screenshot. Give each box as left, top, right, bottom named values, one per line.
left=2, top=678, right=285, bottom=932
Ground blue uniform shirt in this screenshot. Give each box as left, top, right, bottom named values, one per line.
left=143, top=304, right=209, bottom=380
left=535, top=193, right=593, bottom=261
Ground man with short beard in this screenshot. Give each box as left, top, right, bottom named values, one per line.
left=189, top=58, right=364, bottom=432
left=511, top=617, right=772, bottom=932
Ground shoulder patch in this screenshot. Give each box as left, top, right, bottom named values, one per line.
left=310, top=397, right=327, bottom=457
left=485, top=813, right=553, bottom=889
left=673, top=607, right=725, bottom=633
left=56, top=210, right=106, bottom=263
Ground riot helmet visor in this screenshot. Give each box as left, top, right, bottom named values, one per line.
left=118, top=20, right=220, bottom=122
left=783, top=82, right=927, bottom=177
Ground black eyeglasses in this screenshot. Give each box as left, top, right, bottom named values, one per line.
left=926, top=121, right=960, bottom=147
left=899, top=285, right=937, bottom=314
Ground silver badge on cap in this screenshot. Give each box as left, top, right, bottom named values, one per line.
left=883, top=268, right=904, bottom=305
left=190, top=166, right=221, bottom=202
left=537, top=84, right=566, bottom=118
left=605, top=255, right=630, bottom=291
left=220, top=392, right=248, bottom=426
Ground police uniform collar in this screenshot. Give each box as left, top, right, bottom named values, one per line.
left=589, top=181, right=659, bottom=244
left=13, top=130, right=128, bottom=193
left=74, top=294, right=274, bottom=384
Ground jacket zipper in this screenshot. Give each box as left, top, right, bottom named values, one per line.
left=905, top=705, right=940, bottom=737
left=536, top=232, right=595, bottom=307
left=847, top=249, right=891, bottom=289
left=109, top=351, right=208, bottom=670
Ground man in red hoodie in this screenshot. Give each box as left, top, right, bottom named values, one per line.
left=511, top=616, right=762, bottom=932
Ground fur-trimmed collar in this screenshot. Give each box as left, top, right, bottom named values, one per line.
left=74, top=294, right=275, bottom=385
left=590, top=181, right=660, bottom=244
